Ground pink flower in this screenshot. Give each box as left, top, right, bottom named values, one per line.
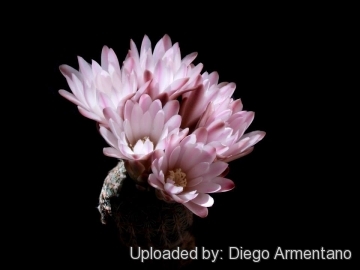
left=148, top=134, right=235, bottom=217
left=180, top=71, right=235, bottom=130
left=59, top=46, right=141, bottom=126
left=99, top=94, right=188, bottom=161
left=194, top=98, right=266, bottom=162
left=59, top=35, right=203, bottom=126
left=59, top=34, right=266, bottom=218
left=180, top=71, right=266, bottom=162
left=126, top=34, right=203, bottom=103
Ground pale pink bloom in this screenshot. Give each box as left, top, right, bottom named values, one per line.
left=148, top=134, right=235, bottom=217
left=192, top=96, right=266, bottom=162
left=126, top=34, right=204, bottom=103
left=180, top=71, right=265, bottom=162
left=99, top=94, right=188, bottom=161
left=59, top=35, right=203, bottom=126
left=179, top=71, right=236, bottom=130
left=59, top=46, right=146, bottom=126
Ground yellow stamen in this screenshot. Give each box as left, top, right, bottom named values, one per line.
left=167, top=168, right=187, bottom=187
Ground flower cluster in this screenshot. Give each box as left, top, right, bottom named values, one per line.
left=59, top=35, right=265, bottom=217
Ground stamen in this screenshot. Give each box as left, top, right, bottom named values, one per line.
left=167, top=168, right=187, bottom=187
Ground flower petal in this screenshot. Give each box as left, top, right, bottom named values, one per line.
left=187, top=176, right=203, bottom=187
left=103, top=147, right=122, bottom=158
left=176, top=192, right=198, bottom=203
left=78, top=106, right=103, bottom=123
left=191, top=193, right=214, bottom=207
left=211, top=177, right=235, bottom=192
left=187, top=162, right=210, bottom=180
left=183, top=201, right=208, bottom=218
left=99, top=126, right=117, bottom=148
left=148, top=174, right=164, bottom=189
left=188, top=182, right=220, bottom=193
left=58, top=90, right=84, bottom=107
left=169, top=145, right=181, bottom=169
left=150, top=110, right=165, bottom=141
left=164, top=182, right=183, bottom=195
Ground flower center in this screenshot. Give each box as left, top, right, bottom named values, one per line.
left=128, top=136, right=153, bottom=151
left=167, top=168, right=187, bottom=187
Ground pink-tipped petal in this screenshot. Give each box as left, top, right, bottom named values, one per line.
left=129, top=39, right=139, bottom=59
left=59, top=64, right=80, bottom=79
left=101, top=46, right=109, bottom=70
left=192, top=127, right=208, bottom=144
left=163, top=100, right=180, bottom=121
left=107, top=48, right=121, bottom=72
left=103, top=147, right=122, bottom=158
left=189, top=182, right=221, bottom=193
left=221, top=147, right=254, bottom=162
left=212, top=177, right=235, bottom=192
left=103, top=107, right=122, bottom=124
left=166, top=78, right=189, bottom=94
left=78, top=106, right=103, bottom=123
left=148, top=99, right=162, bottom=118
left=58, top=90, right=84, bottom=107
left=77, top=56, right=93, bottom=82
left=162, top=34, right=172, bottom=51
left=184, top=201, right=208, bottom=218
left=97, top=91, right=113, bottom=108
left=139, top=94, right=152, bottom=112
left=124, top=100, right=134, bottom=121
left=148, top=174, right=165, bottom=189
left=99, top=126, right=118, bottom=148
left=164, top=115, right=181, bottom=131
left=140, top=35, right=151, bottom=55
left=181, top=52, right=198, bottom=66
left=231, top=99, right=243, bottom=112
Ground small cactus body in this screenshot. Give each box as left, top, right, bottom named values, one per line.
left=98, top=160, right=126, bottom=224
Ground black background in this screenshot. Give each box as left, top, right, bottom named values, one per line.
left=35, top=3, right=357, bottom=269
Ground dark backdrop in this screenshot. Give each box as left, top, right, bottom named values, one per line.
left=37, top=5, right=357, bottom=269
